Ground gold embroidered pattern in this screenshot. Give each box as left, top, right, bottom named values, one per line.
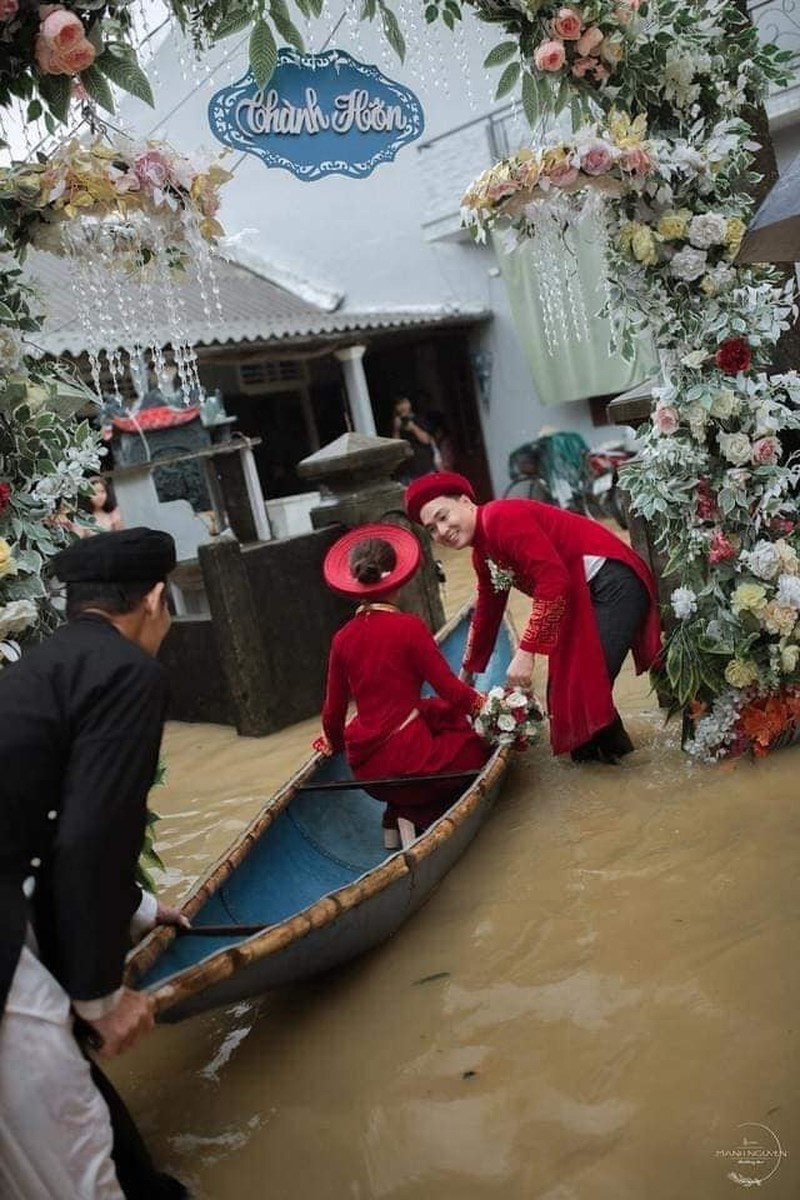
left=356, top=602, right=400, bottom=615
left=523, top=594, right=567, bottom=649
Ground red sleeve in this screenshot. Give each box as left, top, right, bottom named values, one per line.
left=462, top=550, right=509, bottom=674
left=482, top=503, right=570, bottom=656
left=321, top=636, right=349, bottom=751
left=409, top=617, right=483, bottom=716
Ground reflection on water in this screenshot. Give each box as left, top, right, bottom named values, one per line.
left=112, top=549, right=800, bottom=1198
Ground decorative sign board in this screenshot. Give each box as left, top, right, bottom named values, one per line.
left=208, top=47, right=425, bottom=182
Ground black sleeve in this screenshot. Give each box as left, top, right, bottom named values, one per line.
left=51, top=657, right=168, bottom=1002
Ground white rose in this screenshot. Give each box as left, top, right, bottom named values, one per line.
left=671, top=586, right=698, bottom=620
left=687, top=212, right=728, bottom=248
left=488, top=686, right=505, bottom=701
left=497, top=713, right=517, bottom=732
left=741, top=540, right=781, bottom=581
left=0, top=599, right=37, bottom=640
left=709, top=387, right=738, bottom=419
left=507, top=691, right=528, bottom=708
left=718, top=431, right=751, bottom=466
left=0, top=328, right=22, bottom=374
left=670, top=246, right=708, bottom=282
left=776, top=574, right=800, bottom=610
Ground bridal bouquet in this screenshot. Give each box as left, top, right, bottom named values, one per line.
left=472, top=686, right=545, bottom=751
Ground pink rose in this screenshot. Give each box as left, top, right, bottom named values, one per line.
left=55, top=39, right=95, bottom=72
left=709, top=530, right=737, bottom=564
left=110, top=167, right=141, bottom=194
left=552, top=7, right=583, bottom=40
left=571, top=56, right=594, bottom=78
left=486, top=180, right=520, bottom=204
left=592, top=61, right=610, bottom=82
left=0, top=0, right=18, bottom=19
left=653, top=405, right=679, bottom=435
left=579, top=139, right=614, bottom=176
left=134, top=150, right=170, bottom=190
left=621, top=146, right=651, bottom=175
left=751, top=436, right=781, bottom=467
left=534, top=39, right=566, bottom=72
left=40, top=7, right=84, bottom=48
left=576, top=25, right=604, bottom=56
left=547, top=160, right=580, bottom=188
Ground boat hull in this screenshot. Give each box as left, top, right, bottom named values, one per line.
left=127, top=605, right=516, bottom=1022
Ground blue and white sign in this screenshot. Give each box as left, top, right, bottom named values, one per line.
left=208, top=48, right=425, bottom=182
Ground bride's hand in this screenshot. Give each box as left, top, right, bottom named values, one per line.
left=506, top=649, right=534, bottom=690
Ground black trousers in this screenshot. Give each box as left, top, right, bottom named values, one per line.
left=572, top=559, right=650, bottom=761
left=87, top=1058, right=190, bottom=1199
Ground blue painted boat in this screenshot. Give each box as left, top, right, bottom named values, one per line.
left=126, top=605, right=516, bottom=1022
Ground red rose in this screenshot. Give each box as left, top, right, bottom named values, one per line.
left=714, top=337, right=751, bottom=375
left=695, top=478, right=718, bottom=522
left=0, top=482, right=11, bottom=515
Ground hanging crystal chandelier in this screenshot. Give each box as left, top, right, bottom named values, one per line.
left=0, top=131, right=232, bottom=406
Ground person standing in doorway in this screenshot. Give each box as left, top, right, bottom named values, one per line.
left=392, top=395, right=436, bottom=483
left=0, top=527, right=190, bottom=1199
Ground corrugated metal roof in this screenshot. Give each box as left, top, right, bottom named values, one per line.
left=15, top=249, right=489, bottom=356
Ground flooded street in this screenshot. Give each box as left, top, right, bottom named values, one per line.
left=113, top=549, right=800, bottom=1198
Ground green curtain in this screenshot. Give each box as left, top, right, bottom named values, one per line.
left=491, top=223, right=656, bottom=407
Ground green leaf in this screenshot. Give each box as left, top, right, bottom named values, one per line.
left=442, top=7, right=454, bottom=28
left=270, top=0, right=304, bottom=50
left=495, top=60, right=521, bottom=100
left=360, top=0, right=377, bottom=17
left=306, top=0, right=324, bottom=16
left=213, top=5, right=254, bottom=39
left=521, top=69, right=539, bottom=127
left=379, top=1, right=406, bottom=60
left=94, top=49, right=155, bottom=107
left=37, top=74, right=71, bottom=124
left=484, top=41, right=517, bottom=68
left=26, top=99, right=43, bottom=122
left=0, top=301, right=15, bottom=322
left=80, top=64, right=115, bottom=114
left=249, top=17, right=278, bottom=88
left=425, top=3, right=438, bottom=21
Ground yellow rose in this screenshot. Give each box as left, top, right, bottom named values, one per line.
left=724, top=658, right=760, bottom=688
left=0, top=539, right=17, bottom=580
left=725, top=217, right=746, bottom=256
left=780, top=644, right=800, bottom=674
left=775, top=539, right=799, bottom=576
left=631, top=223, right=658, bottom=266
left=761, top=601, right=798, bottom=637
left=656, top=209, right=691, bottom=240
left=731, top=582, right=768, bottom=617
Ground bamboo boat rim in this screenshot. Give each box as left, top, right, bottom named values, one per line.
left=128, top=603, right=518, bottom=1014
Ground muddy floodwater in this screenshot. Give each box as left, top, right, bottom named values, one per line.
left=112, top=548, right=800, bottom=1199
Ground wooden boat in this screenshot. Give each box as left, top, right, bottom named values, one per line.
left=126, top=604, right=516, bottom=1022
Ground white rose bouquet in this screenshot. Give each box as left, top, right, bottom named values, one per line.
left=472, top=686, right=545, bottom=751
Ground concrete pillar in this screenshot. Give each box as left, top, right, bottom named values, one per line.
left=297, top=432, right=446, bottom=633
left=334, top=344, right=376, bottom=436
left=198, top=538, right=276, bottom=736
